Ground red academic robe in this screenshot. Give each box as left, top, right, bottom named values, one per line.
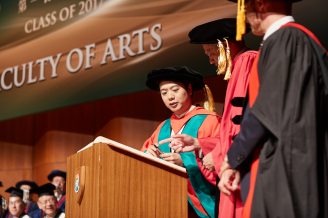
left=198, top=50, right=257, bottom=218
left=141, top=106, right=221, bottom=217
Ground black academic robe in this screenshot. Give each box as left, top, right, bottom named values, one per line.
left=228, top=24, right=328, bottom=218
left=228, top=101, right=269, bottom=204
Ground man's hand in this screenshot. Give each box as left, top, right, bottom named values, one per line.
left=159, top=134, right=200, bottom=153
left=219, top=158, right=231, bottom=178
left=160, top=153, right=184, bottom=167
left=145, top=143, right=161, bottom=158
left=218, top=169, right=240, bottom=196
left=203, top=152, right=215, bottom=171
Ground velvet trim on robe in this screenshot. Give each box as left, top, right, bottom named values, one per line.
left=25, top=201, right=39, bottom=216
left=141, top=106, right=221, bottom=186
left=141, top=106, right=221, bottom=217
left=198, top=50, right=257, bottom=218
left=56, top=195, right=65, bottom=213
left=29, top=209, right=42, bottom=218
left=159, top=115, right=216, bottom=217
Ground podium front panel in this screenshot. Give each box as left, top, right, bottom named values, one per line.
left=67, top=142, right=188, bottom=218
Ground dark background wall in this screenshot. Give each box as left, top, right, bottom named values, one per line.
left=0, top=75, right=227, bottom=199
left=244, top=0, right=328, bottom=50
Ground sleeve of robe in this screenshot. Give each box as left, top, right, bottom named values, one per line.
left=227, top=102, right=269, bottom=169
left=140, top=113, right=221, bottom=186
left=198, top=52, right=256, bottom=218
left=198, top=52, right=256, bottom=177
left=195, top=114, right=221, bottom=186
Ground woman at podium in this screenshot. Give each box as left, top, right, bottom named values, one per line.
left=141, top=67, right=221, bottom=218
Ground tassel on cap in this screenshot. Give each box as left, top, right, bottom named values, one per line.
left=217, top=39, right=227, bottom=75
left=204, top=84, right=216, bottom=113
left=223, top=38, right=232, bottom=80
left=236, top=0, right=246, bottom=41
left=55, top=185, right=63, bottom=201
left=22, top=189, right=29, bottom=203
left=1, top=197, right=7, bottom=210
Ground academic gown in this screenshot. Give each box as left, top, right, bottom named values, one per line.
left=42, top=209, right=64, bottom=218
left=25, top=201, right=39, bottom=216
left=198, top=50, right=257, bottom=218
left=29, top=194, right=65, bottom=218
left=228, top=24, right=328, bottom=218
left=141, top=106, right=221, bottom=218
left=56, top=195, right=65, bottom=213
left=28, top=209, right=42, bottom=218
left=5, top=201, right=38, bottom=218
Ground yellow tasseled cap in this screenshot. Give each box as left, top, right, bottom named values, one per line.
left=236, top=0, right=246, bottom=41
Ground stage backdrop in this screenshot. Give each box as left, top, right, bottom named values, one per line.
left=0, top=0, right=327, bottom=121
left=0, top=0, right=239, bottom=121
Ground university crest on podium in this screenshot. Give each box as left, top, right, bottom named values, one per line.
left=75, top=173, right=80, bottom=193
left=74, top=166, right=86, bottom=204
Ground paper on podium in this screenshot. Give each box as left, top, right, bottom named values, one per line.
left=77, top=136, right=187, bottom=173
left=78, top=136, right=119, bottom=153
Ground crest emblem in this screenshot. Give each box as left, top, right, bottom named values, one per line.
left=75, top=173, right=80, bottom=193
left=74, top=166, right=85, bottom=204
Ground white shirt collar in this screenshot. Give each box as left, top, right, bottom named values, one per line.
left=263, top=16, right=295, bottom=41
left=175, top=105, right=196, bottom=119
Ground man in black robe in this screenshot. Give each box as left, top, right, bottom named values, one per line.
left=218, top=0, right=328, bottom=217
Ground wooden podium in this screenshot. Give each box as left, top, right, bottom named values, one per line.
left=66, top=139, right=188, bottom=218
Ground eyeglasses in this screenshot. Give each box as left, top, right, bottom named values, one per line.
left=8, top=201, right=22, bottom=206
left=38, top=198, right=56, bottom=205
left=53, top=180, right=66, bottom=184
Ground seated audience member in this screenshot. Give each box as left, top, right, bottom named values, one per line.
left=15, top=181, right=39, bottom=216
left=47, top=171, right=66, bottom=213
left=31, top=184, right=64, bottom=218
left=5, top=187, right=31, bottom=218
left=29, top=170, right=66, bottom=218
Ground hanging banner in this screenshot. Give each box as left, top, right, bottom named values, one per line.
left=0, top=0, right=236, bottom=121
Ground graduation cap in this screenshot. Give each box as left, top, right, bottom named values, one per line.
left=227, top=0, right=302, bottom=41
left=15, top=181, right=38, bottom=190
left=30, top=183, right=56, bottom=198
left=146, top=66, right=204, bottom=91
left=188, top=18, right=251, bottom=44
left=47, top=170, right=66, bottom=182
left=5, top=187, right=24, bottom=199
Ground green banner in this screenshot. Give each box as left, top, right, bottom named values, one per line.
left=0, top=0, right=238, bottom=121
